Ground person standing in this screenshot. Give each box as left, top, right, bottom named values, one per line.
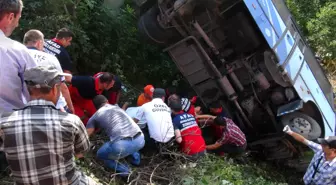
left=206, top=116, right=247, bottom=156
left=44, top=28, right=74, bottom=74
left=23, top=29, right=74, bottom=113
left=0, top=0, right=37, bottom=115
left=0, top=66, right=98, bottom=184
left=283, top=125, right=336, bottom=185
left=86, top=95, right=145, bottom=176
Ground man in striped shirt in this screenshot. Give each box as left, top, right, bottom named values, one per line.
left=206, top=116, right=247, bottom=155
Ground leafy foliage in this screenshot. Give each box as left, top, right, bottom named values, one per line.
left=286, top=0, right=336, bottom=73
left=11, top=0, right=183, bottom=93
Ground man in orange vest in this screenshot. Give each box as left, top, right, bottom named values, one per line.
left=137, top=85, right=154, bottom=106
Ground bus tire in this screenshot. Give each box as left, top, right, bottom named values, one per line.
left=281, top=112, right=322, bottom=140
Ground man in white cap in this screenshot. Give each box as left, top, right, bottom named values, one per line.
left=283, top=125, right=336, bottom=185
left=0, top=66, right=98, bottom=184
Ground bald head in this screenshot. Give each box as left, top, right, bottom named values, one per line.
left=23, top=29, right=44, bottom=51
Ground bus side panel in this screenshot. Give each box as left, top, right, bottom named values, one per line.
left=293, top=77, right=334, bottom=136
left=299, top=62, right=335, bottom=134
left=244, top=0, right=335, bottom=135
left=243, top=1, right=278, bottom=47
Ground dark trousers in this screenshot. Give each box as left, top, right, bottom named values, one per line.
left=213, top=142, right=247, bottom=155
left=140, top=127, right=174, bottom=154
left=0, top=152, right=8, bottom=172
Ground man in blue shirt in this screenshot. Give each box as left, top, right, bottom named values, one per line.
left=86, top=95, right=145, bottom=177
left=283, top=125, right=336, bottom=185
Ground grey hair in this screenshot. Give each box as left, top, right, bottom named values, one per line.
left=0, top=0, right=23, bottom=19
left=23, top=29, right=44, bottom=45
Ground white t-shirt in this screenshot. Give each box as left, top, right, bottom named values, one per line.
left=126, top=107, right=147, bottom=129
left=135, top=98, right=174, bottom=143
left=27, top=48, right=67, bottom=109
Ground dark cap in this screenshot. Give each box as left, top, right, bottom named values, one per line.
left=153, top=88, right=166, bottom=98
left=24, top=66, right=71, bottom=88
left=93, top=95, right=108, bottom=110
left=317, top=136, right=336, bottom=149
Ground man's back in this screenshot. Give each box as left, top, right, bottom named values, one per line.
left=44, top=39, right=72, bottom=72
left=87, top=104, right=141, bottom=143
left=27, top=48, right=67, bottom=109
left=0, top=31, right=37, bottom=114
left=172, top=112, right=206, bottom=155
left=0, top=100, right=89, bottom=185
left=136, top=98, right=174, bottom=143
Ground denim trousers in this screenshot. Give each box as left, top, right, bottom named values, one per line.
left=97, top=134, right=145, bottom=176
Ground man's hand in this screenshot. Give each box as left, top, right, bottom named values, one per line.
left=283, top=125, right=293, bottom=134
left=283, top=125, right=309, bottom=145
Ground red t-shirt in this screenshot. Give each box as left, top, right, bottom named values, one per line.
left=172, top=112, right=206, bottom=155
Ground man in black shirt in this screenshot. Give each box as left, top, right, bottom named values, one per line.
left=44, top=28, right=74, bottom=74
left=66, top=72, right=115, bottom=125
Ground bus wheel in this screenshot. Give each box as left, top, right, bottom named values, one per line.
left=281, top=112, right=322, bottom=140
left=137, top=5, right=180, bottom=46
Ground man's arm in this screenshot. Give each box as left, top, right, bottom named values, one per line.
left=196, top=114, right=216, bottom=120
left=115, top=90, right=121, bottom=104
left=134, top=106, right=145, bottom=124
left=206, top=142, right=222, bottom=150
left=60, top=83, right=74, bottom=113
left=22, top=51, right=38, bottom=101
left=174, top=129, right=182, bottom=143
left=283, top=125, right=309, bottom=145
left=74, top=117, right=90, bottom=158
left=86, top=117, right=97, bottom=137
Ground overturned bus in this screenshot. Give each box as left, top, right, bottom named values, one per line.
left=134, top=0, right=336, bottom=164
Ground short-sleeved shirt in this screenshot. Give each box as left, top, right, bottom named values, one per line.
left=71, top=76, right=98, bottom=99
left=27, top=48, right=67, bottom=109
left=135, top=98, right=174, bottom=143
left=303, top=141, right=336, bottom=185
left=44, top=39, right=72, bottom=72
left=0, top=30, right=37, bottom=114
left=0, top=100, right=90, bottom=185
left=87, top=104, right=141, bottom=143
left=173, top=112, right=206, bottom=155
left=217, top=117, right=246, bottom=147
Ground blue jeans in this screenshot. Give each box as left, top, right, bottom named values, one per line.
left=97, top=134, right=145, bottom=176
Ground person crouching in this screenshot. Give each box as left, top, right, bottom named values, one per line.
left=169, top=97, right=206, bottom=158
left=86, top=95, right=145, bottom=177
left=206, top=116, right=247, bottom=156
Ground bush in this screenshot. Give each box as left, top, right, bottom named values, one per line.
left=11, top=0, right=183, bottom=92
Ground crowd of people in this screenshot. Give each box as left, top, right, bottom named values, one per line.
left=0, top=1, right=335, bottom=185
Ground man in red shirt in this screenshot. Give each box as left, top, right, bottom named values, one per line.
left=169, top=98, right=206, bottom=158
left=94, top=72, right=122, bottom=105
left=206, top=116, right=247, bottom=155
left=66, top=72, right=114, bottom=125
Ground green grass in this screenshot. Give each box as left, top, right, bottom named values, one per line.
left=180, top=155, right=303, bottom=185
